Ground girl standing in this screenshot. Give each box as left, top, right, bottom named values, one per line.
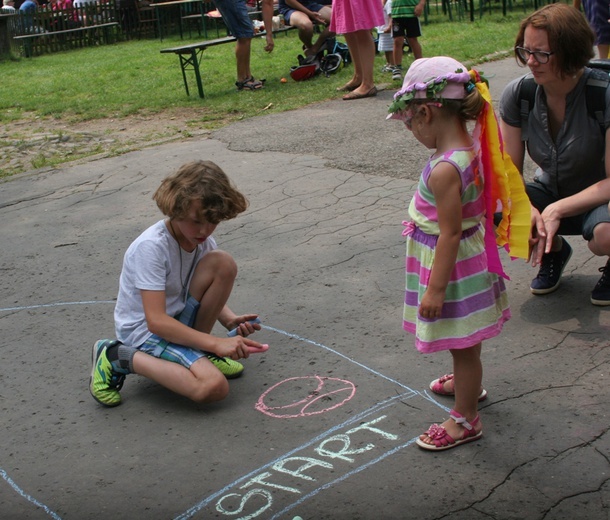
left=387, top=57, right=529, bottom=450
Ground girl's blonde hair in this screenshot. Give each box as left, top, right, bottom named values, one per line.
left=153, top=160, right=248, bottom=224
left=442, top=88, right=485, bottom=122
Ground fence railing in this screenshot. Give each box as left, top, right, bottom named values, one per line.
left=8, top=0, right=119, bottom=56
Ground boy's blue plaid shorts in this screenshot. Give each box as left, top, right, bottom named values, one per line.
left=138, top=296, right=207, bottom=368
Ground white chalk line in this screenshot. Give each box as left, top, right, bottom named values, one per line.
left=1, top=301, right=444, bottom=520
left=269, top=437, right=420, bottom=520
left=174, top=392, right=416, bottom=520
left=175, top=325, right=446, bottom=520
left=262, top=325, right=417, bottom=393
left=0, top=300, right=115, bottom=312
left=0, top=469, right=63, bottom=520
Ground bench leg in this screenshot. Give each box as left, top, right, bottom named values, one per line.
left=192, top=49, right=204, bottom=98
left=177, top=48, right=205, bottom=98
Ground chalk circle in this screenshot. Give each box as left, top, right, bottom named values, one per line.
left=255, top=375, right=356, bottom=418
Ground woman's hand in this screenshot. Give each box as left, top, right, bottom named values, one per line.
left=540, top=202, right=562, bottom=254
left=528, top=204, right=547, bottom=266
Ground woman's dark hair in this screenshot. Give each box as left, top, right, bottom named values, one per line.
left=514, top=3, right=594, bottom=77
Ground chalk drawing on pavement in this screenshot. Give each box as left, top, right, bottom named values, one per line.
left=255, top=376, right=356, bottom=418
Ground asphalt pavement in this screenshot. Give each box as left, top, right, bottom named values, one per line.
left=1, top=56, right=608, bottom=520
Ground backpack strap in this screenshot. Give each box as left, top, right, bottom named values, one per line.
left=518, top=76, right=537, bottom=143
left=518, top=69, right=609, bottom=140
left=584, top=68, right=609, bottom=132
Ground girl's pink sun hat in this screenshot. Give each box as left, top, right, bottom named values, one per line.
left=387, top=57, right=472, bottom=120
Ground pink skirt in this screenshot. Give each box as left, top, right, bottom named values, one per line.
left=330, top=0, right=385, bottom=34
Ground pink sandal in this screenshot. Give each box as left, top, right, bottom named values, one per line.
left=429, top=373, right=488, bottom=402
left=416, top=410, right=483, bottom=451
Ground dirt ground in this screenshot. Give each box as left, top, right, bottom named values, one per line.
left=1, top=108, right=212, bottom=177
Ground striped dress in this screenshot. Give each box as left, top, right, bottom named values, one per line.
left=403, top=147, right=510, bottom=353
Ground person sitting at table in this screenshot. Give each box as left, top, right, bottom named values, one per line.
left=212, top=0, right=275, bottom=90
left=278, top=0, right=332, bottom=59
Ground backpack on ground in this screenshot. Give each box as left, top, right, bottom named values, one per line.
left=289, top=37, right=344, bottom=81
left=517, top=58, right=610, bottom=141
left=325, top=36, right=351, bottom=64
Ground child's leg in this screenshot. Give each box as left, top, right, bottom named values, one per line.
left=133, top=351, right=229, bottom=403
left=384, top=50, right=394, bottom=66
left=451, top=343, right=482, bottom=422
left=419, top=344, right=483, bottom=446
left=188, top=249, right=238, bottom=334
left=407, top=36, right=422, bottom=60
left=393, top=35, right=403, bottom=67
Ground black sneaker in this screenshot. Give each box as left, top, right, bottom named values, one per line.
left=591, top=258, right=610, bottom=306
left=530, top=238, right=573, bottom=295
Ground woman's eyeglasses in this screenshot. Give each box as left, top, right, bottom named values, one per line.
left=516, top=46, right=554, bottom=64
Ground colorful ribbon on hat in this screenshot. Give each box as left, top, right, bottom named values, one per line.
left=469, top=69, right=530, bottom=279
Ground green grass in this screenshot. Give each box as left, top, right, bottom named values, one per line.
left=0, top=8, right=533, bottom=127
left=0, top=6, right=545, bottom=177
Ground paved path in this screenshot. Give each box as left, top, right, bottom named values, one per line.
left=1, top=58, right=608, bottom=520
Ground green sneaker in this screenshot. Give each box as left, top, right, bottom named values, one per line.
left=206, top=353, right=244, bottom=379
left=90, top=340, right=125, bottom=407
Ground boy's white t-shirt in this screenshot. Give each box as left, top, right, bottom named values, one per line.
left=114, top=219, right=217, bottom=347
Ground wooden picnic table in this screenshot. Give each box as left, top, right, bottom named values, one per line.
left=151, top=0, right=204, bottom=40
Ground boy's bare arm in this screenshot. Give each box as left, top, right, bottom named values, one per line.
left=141, top=291, right=263, bottom=359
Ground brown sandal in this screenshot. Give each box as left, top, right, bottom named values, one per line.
left=236, top=77, right=265, bottom=91
left=342, top=86, right=377, bottom=100
left=336, top=82, right=359, bottom=92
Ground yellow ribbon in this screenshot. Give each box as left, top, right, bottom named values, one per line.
left=471, top=70, right=530, bottom=262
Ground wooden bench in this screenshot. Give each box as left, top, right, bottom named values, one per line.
left=160, top=25, right=295, bottom=98
left=13, top=22, right=118, bottom=56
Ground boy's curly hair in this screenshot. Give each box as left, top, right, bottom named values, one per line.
left=153, top=160, right=248, bottom=224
